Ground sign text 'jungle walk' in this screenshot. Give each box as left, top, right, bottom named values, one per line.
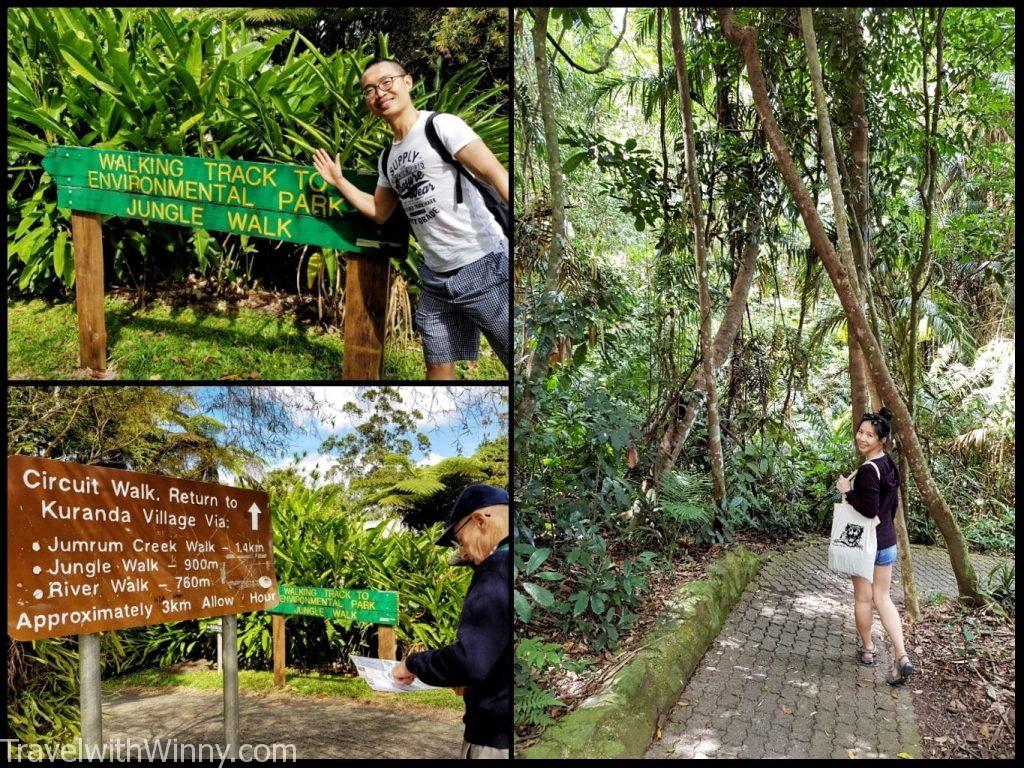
left=41, top=147, right=407, bottom=253
left=6, top=455, right=279, bottom=640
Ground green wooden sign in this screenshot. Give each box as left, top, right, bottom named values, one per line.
left=268, top=585, right=398, bottom=626
left=41, top=146, right=407, bottom=253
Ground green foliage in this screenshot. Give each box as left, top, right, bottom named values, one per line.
left=978, top=562, right=1015, bottom=619
left=654, top=470, right=713, bottom=554
left=720, top=425, right=847, bottom=539
left=514, top=639, right=567, bottom=728
left=256, top=471, right=470, bottom=663
left=515, top=5, right=1014, bottom=738
left=8, top=8, right=507, bottom=296
left=6, top=296, right=503, bottom=380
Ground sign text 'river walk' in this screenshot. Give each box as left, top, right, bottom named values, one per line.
left=41, top=146, right=407, bottom=252
left=6, top=455, right=280, bottom=641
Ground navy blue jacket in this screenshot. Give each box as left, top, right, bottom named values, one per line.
left=405, top=538, right=510, bottom=749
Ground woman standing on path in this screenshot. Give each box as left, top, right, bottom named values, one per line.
left=836, top=408, right=914, bottom=686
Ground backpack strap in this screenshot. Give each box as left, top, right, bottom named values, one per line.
left=424, top=112, right=510, bottom=237
left=425, top=112, right=465, bottom=206
left=380, top=143, right=393, bottom=187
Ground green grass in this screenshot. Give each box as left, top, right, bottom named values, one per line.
left=7, top=297, right=507, bottom=380
left=103, top=667, right=462, bottom=710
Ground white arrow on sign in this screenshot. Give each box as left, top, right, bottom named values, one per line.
left=248, top=503, right=261, bottom=530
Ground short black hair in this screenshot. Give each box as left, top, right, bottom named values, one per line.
left=361, top=59, right=407, bottom=78
left=859, top=407, right=893, bottom=439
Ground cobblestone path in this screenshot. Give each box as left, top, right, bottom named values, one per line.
left=647, top=540, right=1008, bottom=759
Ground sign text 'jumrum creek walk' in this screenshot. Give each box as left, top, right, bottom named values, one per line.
left=7, top=455, right=279, bottom=641
left=41, top=146, right=406, bottom=379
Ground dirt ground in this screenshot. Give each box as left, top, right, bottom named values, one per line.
left=101, top=685, right=464, bottom=759
left=908, top=599, right=1015, bottom=759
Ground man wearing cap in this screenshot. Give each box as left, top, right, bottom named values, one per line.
left=391, top=484, right=510, bottom=758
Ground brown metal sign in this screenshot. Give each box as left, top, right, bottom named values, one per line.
left=7, top=455, right=279, bottom=640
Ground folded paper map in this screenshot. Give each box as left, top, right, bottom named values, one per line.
left=352, top=655, right=438, bottom=693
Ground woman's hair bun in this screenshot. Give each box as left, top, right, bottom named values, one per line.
left=879, top=406, right=892, bottom=422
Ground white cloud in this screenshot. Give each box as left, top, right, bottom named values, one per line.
left=417, top=452, right=448, bottom=467
left=270, top=452, right=341, bottom=487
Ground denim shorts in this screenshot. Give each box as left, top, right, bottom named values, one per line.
left=415, top=250, right=510, bottom=370
left=875, top=544, right=898, bottom=566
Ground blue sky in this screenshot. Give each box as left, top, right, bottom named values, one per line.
left=198, top=386, right=507, bottom=484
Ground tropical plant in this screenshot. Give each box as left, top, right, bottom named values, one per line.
left=8, top=7, right=507, bottom=305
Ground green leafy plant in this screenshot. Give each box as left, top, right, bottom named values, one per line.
left=514, top=639, right=567, bottom=728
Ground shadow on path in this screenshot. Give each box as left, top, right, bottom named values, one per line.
left=102, top=686, right=463, bottom=759
left=646, top=540, right=1008, bottom=759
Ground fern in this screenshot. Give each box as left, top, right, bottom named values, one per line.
left=392, top=477, right=447, bottom=496
left=513, top=682, right=565, bottom=728
left=657, top=470, right=712, bottom=528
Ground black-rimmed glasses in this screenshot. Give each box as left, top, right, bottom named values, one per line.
left=362, top=74, right=404, bottom=99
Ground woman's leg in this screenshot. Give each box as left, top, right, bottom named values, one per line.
left=871, top=564, right=908, bottom=670
left=852, top=575, right=875, bottom=658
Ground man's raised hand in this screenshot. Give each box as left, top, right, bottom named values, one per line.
left=312, top=148, right=344, bottom=189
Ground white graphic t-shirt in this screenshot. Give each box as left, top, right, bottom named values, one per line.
left=377, top=111, right=507, bottom=273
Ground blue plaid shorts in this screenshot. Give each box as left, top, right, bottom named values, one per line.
left=415, top=250, right=510, bottom=370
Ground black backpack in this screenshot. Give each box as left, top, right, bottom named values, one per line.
left=381, top=112, right=510, bottom=239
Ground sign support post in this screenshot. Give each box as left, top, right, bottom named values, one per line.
left=272, top=615, right=286, bottom=689
left=43, top=147, right=409, bottom=381
left=71, top=211, right=107, bottom=376
left=222, top=615, right=239, bottom=759
left=341, top=255, right=390, bottom=379
left=377, top=626, right=397, bottom=660
left=78, top=632, right=103, bottom=754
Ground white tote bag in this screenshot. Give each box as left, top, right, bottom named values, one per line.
left=827, top=461, right=881, bottom=582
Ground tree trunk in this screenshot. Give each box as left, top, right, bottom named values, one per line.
left=718, top=7, right=979, bottom=603
left=800, top=8, right=872, bottom=435
left=670, top=8, right=727, bottom=511
left=516, top=8, right=568, bottom=432
left=896, top=451, right=921, bottom=621
left=652, top=225, right=758, bottom=483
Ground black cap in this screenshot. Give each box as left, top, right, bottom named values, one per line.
left=437, top=484, right=509, bottom=547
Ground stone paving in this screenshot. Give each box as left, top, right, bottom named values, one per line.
left=102, top=686, right=464, bottom=759
left=646, top=540, right=1008, bottom=759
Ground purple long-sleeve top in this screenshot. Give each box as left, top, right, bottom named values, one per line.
left=845, top=453, right=901, bottom=550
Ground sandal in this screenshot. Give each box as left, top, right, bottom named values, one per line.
left=887, top=653, right=913, bottom=686
left=856, top=644, right=877, bottom=666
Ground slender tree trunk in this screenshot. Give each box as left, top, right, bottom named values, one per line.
left=718, top=7, right=979, bottom=603
left=652, top=224, right=758, bottom=483
left=896, top=451, right=921, bottom=620
left=894, top=7, right=945, bottom=620
left=844, top=7, right=882, bottom=354
left=670, top=8, right=726, bottom=512
left=800, top=8, right=872, bottom=435
left=516, top=8, right=568, bottom=432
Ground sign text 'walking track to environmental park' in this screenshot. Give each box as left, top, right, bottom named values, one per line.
left=6, top=455, right=279, bottom=640
left=41, top=147, right=408, bottom=253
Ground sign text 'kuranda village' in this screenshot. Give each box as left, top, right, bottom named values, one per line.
left=7, top=455, right=279, bottom=641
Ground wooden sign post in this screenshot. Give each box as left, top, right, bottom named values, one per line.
left=7, top=454, right=281, bottom=755
left=268, top=585, right=400, bottom=689
left=42, top=147, right=408, bottom=379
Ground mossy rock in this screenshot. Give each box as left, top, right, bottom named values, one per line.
left=521, top=547, right=761, bottom=759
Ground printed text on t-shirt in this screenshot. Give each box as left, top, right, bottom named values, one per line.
left=390, top=151, right=440, bottom=225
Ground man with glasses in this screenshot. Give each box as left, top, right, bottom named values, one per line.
left=390, top=485, right=510, bottom=758
left=312, top=60, right=510, bottom=380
